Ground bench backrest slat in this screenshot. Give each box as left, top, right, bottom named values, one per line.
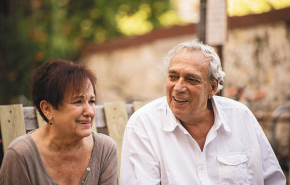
left=133, top=101, right=148, bottom=112
left=0, top=105, right=26, bottom=152
left=104, top=102, right=129, bottom=178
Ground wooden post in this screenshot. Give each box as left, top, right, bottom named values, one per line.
left=198, top=0, right=207, bottom=43
left=133, top=101, right=147, bottom=112
left=91, top=117, right=97, bottom=133
left=104, top=102, right=128, bottom=179
left=0, top=104, right=26, bottom=152
left=216, top=45, right=223, bottom=96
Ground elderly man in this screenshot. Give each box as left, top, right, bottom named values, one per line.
left=120, top=40, right=286, bottom=185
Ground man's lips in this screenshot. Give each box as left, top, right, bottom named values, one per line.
left=173, top=96, right=188, bottom=102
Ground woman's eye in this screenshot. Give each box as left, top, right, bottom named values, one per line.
left=74, top=100, right=82, bottom=104
left=89, top=100, right=96, bottom=104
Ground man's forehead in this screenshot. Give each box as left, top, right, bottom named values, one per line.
left=168, top=50, right=210, bottom=79
left=171, top=49, right=207, bottom=63
left=170, top=53, right=209, bottom=68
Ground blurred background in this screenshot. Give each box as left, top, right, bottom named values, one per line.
left=1, top=0, right=290, bottom=181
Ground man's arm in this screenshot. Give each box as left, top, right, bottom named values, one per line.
left=120, top=123, right=161, bottom=185
left=253, top=116, right=286, bottom=185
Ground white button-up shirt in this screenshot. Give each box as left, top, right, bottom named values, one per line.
left=120, top=96, right=286, bottom=185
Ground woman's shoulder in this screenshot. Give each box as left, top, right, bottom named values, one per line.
left=4, top=134, right=36, bottom=161
left=8, top=134, right=33, bottom=151
left=92, top=132, right=116, bottom=148
left=91, top=132, right=117, bottom=161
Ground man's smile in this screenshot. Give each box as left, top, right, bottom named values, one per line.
left=173, top=96, right=188, bottom=102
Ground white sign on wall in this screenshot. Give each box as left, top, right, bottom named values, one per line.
left=206, top=0, right=227, bottom=45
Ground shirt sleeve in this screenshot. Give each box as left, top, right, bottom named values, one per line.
left=0, top=148, right=32, bottom=185
left=120, top=117, right=161, bottom=185
left=99, top=140, right=118, bottom=185
left=253, top=116, right=286, bottom=185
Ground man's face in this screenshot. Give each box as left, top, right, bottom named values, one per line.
left=166, top=48, right=216, bottom=123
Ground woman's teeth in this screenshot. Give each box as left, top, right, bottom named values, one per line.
left=77, top=121, right=89, bottom=124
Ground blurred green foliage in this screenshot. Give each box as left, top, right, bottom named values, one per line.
left=0, top=0, right=178, bottom=105
left=3, top=0, right=288, bottom=105
left=227, top=0, right=290, bottom=16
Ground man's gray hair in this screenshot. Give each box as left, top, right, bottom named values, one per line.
left=163, top=40, right=226, bottom=93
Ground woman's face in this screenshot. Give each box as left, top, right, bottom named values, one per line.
left=51, top=79, right=96, bottom=140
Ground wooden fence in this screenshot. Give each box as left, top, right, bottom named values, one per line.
left=0, top=101, right=147, bottom=178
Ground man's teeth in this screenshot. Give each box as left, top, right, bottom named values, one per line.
left=174, top=97, right=187, bottom=102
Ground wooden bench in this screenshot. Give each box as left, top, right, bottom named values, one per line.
left=0, top=101, right=147, bottom=178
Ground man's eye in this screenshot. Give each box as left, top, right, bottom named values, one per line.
left=169, top=75, right=178, bottom=80
left=188, top=78, right=200, bottom=84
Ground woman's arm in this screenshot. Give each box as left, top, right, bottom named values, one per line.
left=0, top=148, right=32, bottom=185
left=99, top=140, right=118, bottom=185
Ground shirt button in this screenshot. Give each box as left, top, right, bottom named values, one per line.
left=199, top=165, right=204, bottom=171
left=81, top=181, right=85, bottom=184
left=87, top=167, right=90, bottom=171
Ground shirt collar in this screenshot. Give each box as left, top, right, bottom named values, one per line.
left=162, top=96, right=231, bottom=133
left=211, top=96, right=231, bottom=133
left=163, top=103, right=181, bottom=132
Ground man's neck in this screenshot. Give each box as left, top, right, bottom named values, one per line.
left=181, top=100, right=215, bottom=151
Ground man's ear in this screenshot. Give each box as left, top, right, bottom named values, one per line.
left=209, top=80, right=218, bottom=99
left=39, top=100, right=52, bottom=121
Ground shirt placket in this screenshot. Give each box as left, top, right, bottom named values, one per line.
left=197, top=152, right=210, bottom=185
left=79, top=166, right=91, bottom=185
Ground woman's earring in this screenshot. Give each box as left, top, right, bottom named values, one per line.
left=49, top=121, right=53, bottom=125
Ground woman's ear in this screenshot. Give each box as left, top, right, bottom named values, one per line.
left=209, top=80, right=218, bottom=99
left=40, top=100, right=52, bottom=121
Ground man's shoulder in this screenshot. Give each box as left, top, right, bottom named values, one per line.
left=128, top=96, right=168, bottom=125
left=213, top=95, right=250, bottom=111
left=135, top=96, right=167, bottom=114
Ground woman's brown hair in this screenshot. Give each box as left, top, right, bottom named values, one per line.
left=31, top=60, right=97, bottom=122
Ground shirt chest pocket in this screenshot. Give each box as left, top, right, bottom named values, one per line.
left=217, top=153, right=253, bottom=185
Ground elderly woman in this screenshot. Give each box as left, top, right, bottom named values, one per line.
left=0, top=60, right=118, bottom=185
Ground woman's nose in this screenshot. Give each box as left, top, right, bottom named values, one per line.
left=83, top=103, right=95, bottom=117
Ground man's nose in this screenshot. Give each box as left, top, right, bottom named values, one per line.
left=174, top=79, right=187, bottom=92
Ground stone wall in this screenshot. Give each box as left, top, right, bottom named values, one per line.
left=83, top=34, right=197, bottom=103
left=223, top=21, right=290, bottom=111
